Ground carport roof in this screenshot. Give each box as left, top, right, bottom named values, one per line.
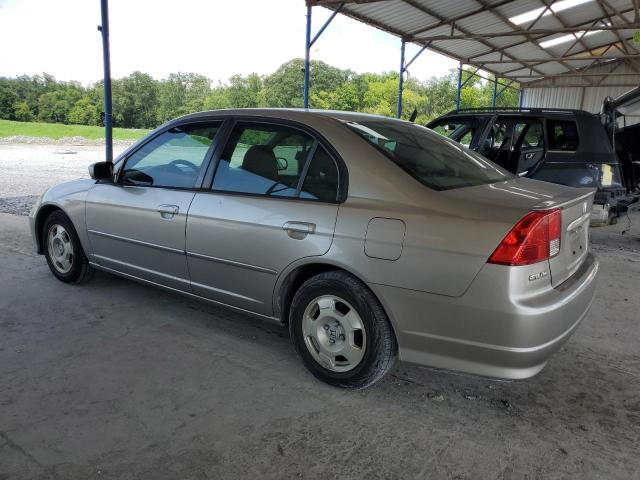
left=308, top=0, right=640, bottom=87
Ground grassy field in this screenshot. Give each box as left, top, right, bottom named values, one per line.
left=0, top=119, right=149, bottom=140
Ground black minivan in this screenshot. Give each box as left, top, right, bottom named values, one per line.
left=427, top=106, right=639, bottom=223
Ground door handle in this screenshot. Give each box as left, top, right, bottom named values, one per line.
left=525, top=152, right=535, bottom=160
left=157, top=204, right=179, bottom=219
left=283, top=221, right=316, bottom=239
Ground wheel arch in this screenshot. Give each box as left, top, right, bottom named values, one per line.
left=34, top=203, right=65, bottom=254
left=274, top=259, right=399, bottom=338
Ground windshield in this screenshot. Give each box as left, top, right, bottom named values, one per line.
left=346, top=119, right=512, bottom=191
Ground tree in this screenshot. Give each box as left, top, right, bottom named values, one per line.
left=68, top=97, right=100, bottom=125
left=157, top=72, right=210, bottom=122
left=12, top=101, right=33, bottom=121
left=0, top=85, right=18, bottom=119
left=263, top=58, right=352, bottom=108
left=0, top=62, right=519, bottom=129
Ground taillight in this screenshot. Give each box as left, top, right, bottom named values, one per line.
left=488, top=209, right=562, bottom=266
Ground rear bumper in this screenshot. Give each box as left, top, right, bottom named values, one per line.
left=370, top=253, right=599, bottom=379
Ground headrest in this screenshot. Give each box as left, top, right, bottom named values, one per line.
left=242, top=145, right=277, bottom=180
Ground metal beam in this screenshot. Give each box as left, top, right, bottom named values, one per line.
left=455, top=64, right=463, bottom=110
left=524, top=83, right=638, bottom=88
left=303, top=5, right=311, bottom=109
left=396, top=40, right=405, bottom=118
left=507, top=72, right=640, bottom=78
left=492, top=77, right=498, bottom=107
left=412, top=23, right=640, bottom=41
left=98, top=0, right=112, bottom=163
left=476, top=54, right=640, bottom=64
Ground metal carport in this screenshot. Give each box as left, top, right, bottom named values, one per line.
left=303, top=0, right=640, bottom=117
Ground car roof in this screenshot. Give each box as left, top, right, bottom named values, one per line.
left=174, top=108, right=408, bottom=125
left=438, top=107, right=597, bottom=119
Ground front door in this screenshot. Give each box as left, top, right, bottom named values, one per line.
left=86, top=122, right=222, bottom=290
left=186, top=121, right=341, bottom=315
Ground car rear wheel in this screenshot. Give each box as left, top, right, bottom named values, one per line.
left=289, top=270, right=397, bottom=389
left=43, top=210, right=93, bottom=284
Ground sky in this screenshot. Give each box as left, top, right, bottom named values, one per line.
left=0, top=0, right=458, bottom=85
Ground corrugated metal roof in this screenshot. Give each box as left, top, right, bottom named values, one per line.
left=310, top=0, right=640, bottom=85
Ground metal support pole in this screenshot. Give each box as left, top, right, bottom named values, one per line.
left=303, top=5, right=312, bottom=109
left=303, top=3, right=343, bottom=109
left=99, top=0, right=113, bottom=163
left=492, top=77, right=498, bottom=108
left=396, top=40, right=405, bottom=119
left=455, top=64, right=463, bottom=110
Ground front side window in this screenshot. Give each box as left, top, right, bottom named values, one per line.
left=547, top=120, right=579, bottom=151
left=213, top=123, right=338, bottom=201
left=347, top=120, right=511, bottom=191
left=121, top=123, right=219, bottom=188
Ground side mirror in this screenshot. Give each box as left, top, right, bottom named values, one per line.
left=89, top=161, right=113, bottom=181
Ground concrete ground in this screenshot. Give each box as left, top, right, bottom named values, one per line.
left=1, top=143, right=639, bottom=479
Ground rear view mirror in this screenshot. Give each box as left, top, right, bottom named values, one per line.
left=89, top=161, right=113, bottom=181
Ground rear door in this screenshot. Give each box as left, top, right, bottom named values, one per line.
left=512, top=119, right=545, bottom=175
left=185, top=120, right=342, bottom=315
left=86, top=122, right=222, bottom=290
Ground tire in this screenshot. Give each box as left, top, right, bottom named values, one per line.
left=289, top=270, right=397, bottom=389
left=42, top=210, right=94, bottom=284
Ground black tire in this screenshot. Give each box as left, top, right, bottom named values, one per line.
left=289, top=270, right=397, bottom=389
left=42, top=210, right=94, bottom=284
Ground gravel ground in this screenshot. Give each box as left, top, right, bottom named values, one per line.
left=1, top=142, right=639, bottom=479
left=0, top=143, right=131, bottom=204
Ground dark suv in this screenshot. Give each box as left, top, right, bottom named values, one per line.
left=427, top=108, right=638, bottom=222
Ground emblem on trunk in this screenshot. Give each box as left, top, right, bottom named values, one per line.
left=528, top=270, right=549, bottom=282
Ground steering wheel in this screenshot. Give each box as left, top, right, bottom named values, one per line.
left=169, top=159, right=199, bottom=173
left=276, top=157, right=288, bottom=171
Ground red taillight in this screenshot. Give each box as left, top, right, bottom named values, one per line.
left=488, top=209, right=562, bottom=266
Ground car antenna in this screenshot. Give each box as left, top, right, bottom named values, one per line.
left=409, top=108, right=418, bottom=123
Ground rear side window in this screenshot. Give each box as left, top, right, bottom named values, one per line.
left=213, top=123, right=339, bottom=201
left=300, top=146, right=339, bottom=202
left=547, top=120, right=579, bottom=151
left=347, top=120, right=511, bottom=191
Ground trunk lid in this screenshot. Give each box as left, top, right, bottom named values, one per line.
left=547, top=190, right=594, bottom=286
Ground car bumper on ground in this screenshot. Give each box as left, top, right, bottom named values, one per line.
left=370, top=252, right=599, bottom=379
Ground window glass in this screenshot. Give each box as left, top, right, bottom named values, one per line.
left=431, top=119, right=479, bottom=147
left=547, top=120, right=579, bottom=151
left=121, top=124, right=219, bottom=188
left=300, top=146, right=339, bottom=202
left=515, top=122, right=543, bottom=148
left=213, top=124, right=315, bottom=197
left=347, top=120, right=511, bottom=191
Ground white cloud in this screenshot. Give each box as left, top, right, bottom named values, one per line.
left=0, top=0, right=458, bottom=85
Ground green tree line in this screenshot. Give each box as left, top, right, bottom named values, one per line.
left=0, top=58, right=519, bottom=129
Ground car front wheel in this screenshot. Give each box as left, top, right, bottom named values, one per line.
left=289, top=271, right=397, bottom=389
left=42, top=210, right=93, bottom=284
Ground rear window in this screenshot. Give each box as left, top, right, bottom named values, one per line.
left=346, top=119, right=512, bottom=191
left=547, top=120, right=579, bottom=151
